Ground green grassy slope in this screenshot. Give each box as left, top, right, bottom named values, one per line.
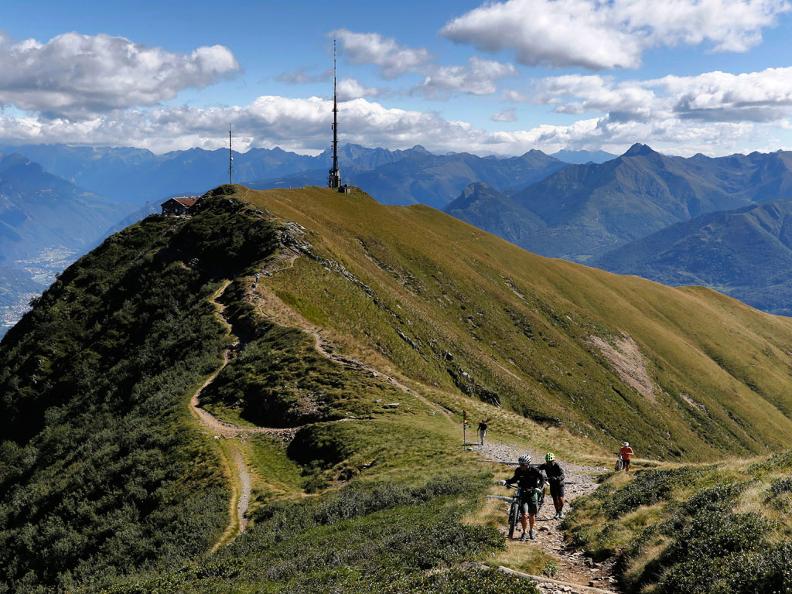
left=565, top=451, right=792, bottom=593
left=235, top=185, right=792, bottom=461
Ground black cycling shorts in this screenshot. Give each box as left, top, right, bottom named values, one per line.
left=519, top=498, right=538, bottom=515
left=549, top=480, right=565, bottom=498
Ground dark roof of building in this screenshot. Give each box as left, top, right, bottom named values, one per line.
left=162, top=196, right=199, bottom=208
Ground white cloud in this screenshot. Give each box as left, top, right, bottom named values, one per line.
left=414, top=57, right=516, bottom=98
left=491, top=108, right=518, bottom=122
left=0, top=92, right=777, bottom=157
left=503, top=89, right=529, bottom=102
left=0, top=32, right=239, bottom=117
left=535, top=75, right=656, bottom=119
left=535, top=67, right=792, bottom=124
left=333, top=29, right=430, bottom=78
left=658, top=68, right=792, bottom=121
left=442, top=0, right=790, bottom=70
left=337, top=78, right=382, bottom=100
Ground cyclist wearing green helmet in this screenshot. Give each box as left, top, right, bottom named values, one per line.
left=538, top=452, right=566, bottom=519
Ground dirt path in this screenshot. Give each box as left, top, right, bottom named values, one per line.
left=477, top=442, right=619, bottom=594
left=188, top=281, right=257, bottom=551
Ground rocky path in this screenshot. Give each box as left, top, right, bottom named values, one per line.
left=475, top=442, right=619, bottom=594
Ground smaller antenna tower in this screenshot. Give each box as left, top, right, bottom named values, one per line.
left=228, top=126, right=233, bottom=185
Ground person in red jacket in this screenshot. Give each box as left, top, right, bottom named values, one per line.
left=619, top=442, right=634, bottom=472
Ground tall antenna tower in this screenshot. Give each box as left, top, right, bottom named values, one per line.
left=328, top=39, right=341, bottom=189
left=228, top=125, right=233, bottom=185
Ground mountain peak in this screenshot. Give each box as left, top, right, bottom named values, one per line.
left=623, top=143, right=657, bottom=157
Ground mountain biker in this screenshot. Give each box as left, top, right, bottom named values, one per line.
left=619, top=442, right=634, bottom=472
left=478, top=419, right=489, bottom=445
left=503, top=454, right=545, bottom=541
left=539, top=452, right=565, bottom=519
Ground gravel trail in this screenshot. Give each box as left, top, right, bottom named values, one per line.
left=475, top=442, right=619, bottom=593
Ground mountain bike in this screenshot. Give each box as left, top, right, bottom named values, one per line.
left=505, top=485, right=545, bottom=539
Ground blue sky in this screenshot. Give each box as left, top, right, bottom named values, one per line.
left=1, top=0, right=792, bottom=155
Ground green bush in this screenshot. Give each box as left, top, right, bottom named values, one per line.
left=770, top=477, right=792, bottom=497
left=601, top=467, right=697, bottom=518
left=93, top=476, right=515, bottom=593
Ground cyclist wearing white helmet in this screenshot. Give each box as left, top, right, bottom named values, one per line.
left=504, top=454, right=545, bottom=541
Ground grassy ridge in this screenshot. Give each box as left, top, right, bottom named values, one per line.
left=5, top=184, right=792, bottom=592
left=234, top=186, right=792, bottom=460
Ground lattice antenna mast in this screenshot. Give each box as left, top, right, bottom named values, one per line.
left=328, top=39, right=341, bottom=189
left=228, top=126, right=233, bottom=185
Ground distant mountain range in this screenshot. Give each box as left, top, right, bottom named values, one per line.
left=0, top=153, right=127, bottom=335
left=0, top=153, right=119, bottom=264
left=6, top=139, right=792, bottom=333
left=2, top=143, right=618, bottom=210
left=447, top=144, right=792, bottom=261
left=594, top=199, right=792, bottom=315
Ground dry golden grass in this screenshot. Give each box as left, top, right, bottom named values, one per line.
left=229, top=185, right=792, bottom=461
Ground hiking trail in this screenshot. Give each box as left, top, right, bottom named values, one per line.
left=477, top=442, right=618, bottom=594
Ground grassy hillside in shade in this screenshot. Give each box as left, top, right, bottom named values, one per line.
left=565, top=451, right=792, bottom=593
left=0, top=193, right=279, bottom=592
left=234, top=185, right=792, bottom=461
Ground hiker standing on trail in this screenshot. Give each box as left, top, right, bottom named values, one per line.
left=503, top=454, right=545, bottom=541
left=478, top=418, right=489, bottom=445
left=539, top=452, right=566, bottom=519
left=619, top=442, right=634, bottom=472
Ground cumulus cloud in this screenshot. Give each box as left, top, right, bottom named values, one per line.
left=337, top=78, right=382, bottom=100
left=330, top=29, right=514, bottom=98
left=658, top=68, right=792, bottom=121
left=442, top=0, right=790, bottom=69
left=0, top=32, right=239, bottom=117
left=0, top=92, right=775, bottom=157
left=503, top=89, right=529, bottom=102
left=534, top=75, right=656, bottom=120
left=414, top=57, right=516, bottom=98
left=491, top=108, right=518, bottom=122
left=1, top=63, right=790, bottom=157
left=333, top=29, right=430, bottom=78
left=535, top=67, right=792, bottom=124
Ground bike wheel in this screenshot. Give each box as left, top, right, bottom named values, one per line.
left=508, top=501, right=519, bottom=539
